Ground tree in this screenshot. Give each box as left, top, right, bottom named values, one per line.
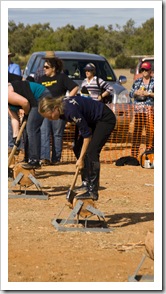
left=8, top=22, right=54, bottom=55
left=8, top=18, right=154, bottom=68
left=126, top=18, right=154, bottom=55
left=122, top=19, right=136, bottom=36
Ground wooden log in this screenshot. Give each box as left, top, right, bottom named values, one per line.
left=13, top=163, right=35, bottom=187
left=72, top=197, right=97, bottom=219
left=145, top=231, right=154, bottom=260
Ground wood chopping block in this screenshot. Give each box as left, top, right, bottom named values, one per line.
left=72, top=197, right=97, bottom=219
left=13, top=163, right=35, bottom=187
left=145, top=231, right=154, bottom=260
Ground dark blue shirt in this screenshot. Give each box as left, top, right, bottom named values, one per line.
left=60, top=96, right=104, bottom=138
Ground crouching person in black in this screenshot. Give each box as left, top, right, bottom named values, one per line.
left=38, top=95, right=116, bottom=201
left=8, top=76, right=51, bottom=169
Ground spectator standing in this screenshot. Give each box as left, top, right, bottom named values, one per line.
left=8, top=48, right=22, bottom=76
left=8, top=78, right=51, bottom=169
left=81, top=63, right=113, bottom=102
left=8, top=48, right=22, bottom=152
left=37, top=51, right=78, bottom=165
left=129, top=62, right=154, bottom=159
left=38, top=95, right=116, bottom=202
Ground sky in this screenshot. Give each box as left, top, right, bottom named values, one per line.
left=8, top=7, right=154, bottom=30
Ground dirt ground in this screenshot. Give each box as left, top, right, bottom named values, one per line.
left=8, top=160, right=154, bottom=284
left=8, top=69, right=154, bottom=286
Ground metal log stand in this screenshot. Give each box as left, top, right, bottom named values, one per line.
left=8, top=119, right=48, bottom=200
left=8, top=171, right=49, bottom=200
left=128, top=254, right=154, bottom=282
left=52, top=200, right=114, bottom=233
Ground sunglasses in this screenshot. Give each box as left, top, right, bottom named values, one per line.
left=43, top=65, right=51, bottom=69
left=141, top=68, right=150, bottom=72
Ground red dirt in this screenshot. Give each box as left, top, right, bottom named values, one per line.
left=8, top=160, right=154, bottom=285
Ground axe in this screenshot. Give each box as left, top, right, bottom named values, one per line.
left=8, top=120, right=27, bottom=167
left=66, top=166, right=80, bottom=203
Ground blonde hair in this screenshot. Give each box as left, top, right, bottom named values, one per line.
left=38, top=96, right=65, bottom=115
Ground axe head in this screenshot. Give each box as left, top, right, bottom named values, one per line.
left=8, top=167, right=13, bottom=179
left=66, top=188, right=77, bottom=204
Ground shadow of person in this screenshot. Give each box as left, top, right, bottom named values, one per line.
left=105, top=212, right=154, bottom=227
left=35, top=170, right=76, bottom=179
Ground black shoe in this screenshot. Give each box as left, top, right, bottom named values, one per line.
left=74, top=182, right=88, bottom=193
left=22, top=160, right=41, bottom=170
left=75, top=191, right=98, bottom=201
left=40, top=159, right=51, bottom=166
left=51, top=160, right=61, bottom=165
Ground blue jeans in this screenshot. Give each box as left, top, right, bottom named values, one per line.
left=24, top=107, right=44, bottom=161
left=40, top=118, right=66, bottom=162
left=8, top=114, right=14, bottom=148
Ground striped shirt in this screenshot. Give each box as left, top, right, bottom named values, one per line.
left=81, top=76, right=113, bottom=101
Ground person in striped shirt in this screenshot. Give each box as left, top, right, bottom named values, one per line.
left=81, top=63, right=113, bottom=102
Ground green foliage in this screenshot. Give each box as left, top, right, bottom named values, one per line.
left=122, top=19, right=136, bottom=35
left=115, top=54, right=136, bottom=68
left=8, top=21, right=54, bottom=55
left=8, top=18, right=154, bottom=69
left=125, top=18, right=154, bottom=55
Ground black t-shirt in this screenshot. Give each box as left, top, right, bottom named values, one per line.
left=8, top=72, right=22, bottom=82
left=10, top=80, right=38, bottom=107
left=38, top=72, right=78, bottom=97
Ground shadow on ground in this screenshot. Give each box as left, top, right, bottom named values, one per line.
left=105, top=212, right=154, bottom=228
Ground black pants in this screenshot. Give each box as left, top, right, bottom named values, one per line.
left=73, top=104, right=116, bottom=162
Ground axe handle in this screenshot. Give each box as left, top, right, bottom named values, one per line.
left=8, top=120, right=27, bottom=167
left=70, top=166, right=80, bottom=190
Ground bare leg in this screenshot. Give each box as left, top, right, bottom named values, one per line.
left=8, top=108, right=20, bottom=138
